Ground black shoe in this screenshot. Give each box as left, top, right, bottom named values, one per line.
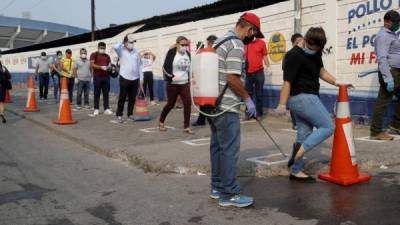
left=1, top=115, right=6, bottom=123
left=192, top=122, right=205, bottom=127
left=288, top=142, right=301, bottom=168
left=289, top=174, right=316, bottom=183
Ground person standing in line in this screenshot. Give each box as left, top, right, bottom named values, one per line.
left=113, top=34, right=143, bottom=123
left=207, top=13, right=260, bottom=208
left=276, top=27, right=350, bottom=181
left=244, top=31, right=270, bottom=121
left=370, top=10, right=400, bottom=140
left=192, top=34, right=218, bottom=127
left=51, top=50, right=62, bottom=103
left=35, top=52, right=52, bottom=100
left=0, top=57, right=11, bottom=123
left=60, top=49, right=75, bottom=102
left=74, top=48, right=92, bottom=110
left=141, top=50, right=158, bottom=106
left=90, top=42, right=113, bottom=116
left=159, top=36, right=194, bottom=134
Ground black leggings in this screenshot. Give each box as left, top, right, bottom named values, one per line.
left=143, top=71, right=154, bottom=101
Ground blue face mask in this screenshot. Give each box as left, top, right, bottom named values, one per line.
left=303, top=47, right=317, bottom=55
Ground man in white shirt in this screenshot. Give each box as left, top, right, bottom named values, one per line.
left=113, top=34, right=144, bottom=123
left=35, top=52, right=52, bottom=100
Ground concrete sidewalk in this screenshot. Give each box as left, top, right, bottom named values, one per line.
left=5, top=88, right=400, bottom=177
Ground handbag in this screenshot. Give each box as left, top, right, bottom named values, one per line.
left=133, top=89, right=152, bottom=121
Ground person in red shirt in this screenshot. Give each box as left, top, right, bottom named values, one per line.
left=90, top=42, right=112, bottom=116
left=245, top=37, right=270, bottom=120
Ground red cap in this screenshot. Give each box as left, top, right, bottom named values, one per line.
left=240, top=12, right=264, bottom=38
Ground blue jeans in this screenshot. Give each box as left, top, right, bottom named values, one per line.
left=245, top=69, right=265, bottom=116
left=288, top=94, right=335, bottom=173
left=207, top=112, right=241, bottom=200
left=52, top=74, right=60, bottom=101
left=38, top=73, right=49, bottom=99
left=76, top=80, right=90, bottom=106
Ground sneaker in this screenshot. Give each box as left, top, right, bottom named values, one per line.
left=84, top=105, right=91, bottom=109
left=128, top=115, right=135, bottom=121
left=150, top=101, right=159, bottom=106
left=388, top=125, right=400, bottom=135
left=209, top=189, right=220, bottom=199
left=76, top=106, right=82, bottom=110
left=110, top=116, right=124, bottom=124
left=104, top=109, right=113, bottom=115
left=370, top=132, right=394, bottom=141
left=218, top=195, right=254, bottom=208
left=0, top=115, right=6, bottom=124
left=93, top=109, right=99, bottom=116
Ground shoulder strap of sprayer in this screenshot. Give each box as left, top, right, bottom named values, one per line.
left=213, top=36, right=241, bottom=108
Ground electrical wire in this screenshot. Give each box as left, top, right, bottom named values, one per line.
left=0, top=0, right=17, bottom=13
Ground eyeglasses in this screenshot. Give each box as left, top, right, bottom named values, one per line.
left=180, top=44, right=189, bottom=47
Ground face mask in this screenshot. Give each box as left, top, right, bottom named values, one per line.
left=57, top=55, right=62, bottom=59
left=66, top=54, right=72, bottom=59
left=243, top=35, right=255, bottom=45
left=98, top=49, right=105, bottom=54
left=391, top=23, right=400, bottom=32
left=81, top=54, right=87, bottom=59
left=179, top=46, right=188, bottom=54
left=303, top=46, right=317, bottom=55
left=41, top=56, right=47, bottom=60
left=126, top=43, right=134, bottom=50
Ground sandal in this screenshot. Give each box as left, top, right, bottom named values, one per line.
left=159, top=123, right=167, bottom=131
left=183, top=128, right=195, bottom=135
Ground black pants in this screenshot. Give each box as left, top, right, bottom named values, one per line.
left=116, top=76, right=139, bottom=117
left=38, top=73, right=49, bottom=99
left=245, top=69, right=265, bottom=116
left=94, top=76, right=110, bottom=110
left=143, top=71, right=154, bottom=101
left=66, top=77, right=75, bottom=102
left=371, top=70, right=400, bottom=135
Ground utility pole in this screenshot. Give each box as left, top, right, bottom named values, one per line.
left=91, top=0, right=95, bottom=41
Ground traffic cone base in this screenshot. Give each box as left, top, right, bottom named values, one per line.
left=24, top=108, right=40, bottom=112
left=319, top=172, right=371, bottom=186
left=53, top=120, right=77, bottom=125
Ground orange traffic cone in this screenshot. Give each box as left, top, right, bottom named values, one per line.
left=53, top=77, right=77, bottom=125
left=5, top=90, right=12, bottom=103
left=319, top=85, right=371, bottom=186
left=24, top=75, right=40, bottom=112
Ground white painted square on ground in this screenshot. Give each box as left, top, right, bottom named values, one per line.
left=356, top=135, right=400, bottom=143
left=181, top=138, right=210, bottom=147
left=139, top=126, right=176, bottom=133
left=246, top=153, right=289, bottom=166
left=281, top=128, right=297, bottom=133
left=240, top=120, right=256, bottom=124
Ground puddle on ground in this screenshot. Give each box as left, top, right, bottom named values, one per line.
left=0, top=183, right=55, bottom=206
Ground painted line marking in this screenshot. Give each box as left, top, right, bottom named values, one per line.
left=246, top=153, right=289, bottom=166
left=181, top=137, right=210, bottom=146
left=139, top=126, right=177, bottom=133
left=355, top=135, right=400, bottom=142
left=281, top=128, right=297, bottom=133
left=240, top=120, right=256, bottom=124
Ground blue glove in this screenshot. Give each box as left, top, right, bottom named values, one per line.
left=245, top=98, right=256, bottom=118
left=386, top=80, right=394, bottom=92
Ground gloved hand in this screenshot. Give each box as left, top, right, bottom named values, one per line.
left=245, top=98, right=256, bottom=118
left=274, top=104, right=287, bottom=115
left=74, top=78, right=79, bottom=84
left=100, top=66, right=108, bottom=71
left=386, top=80, right=394, bottom=92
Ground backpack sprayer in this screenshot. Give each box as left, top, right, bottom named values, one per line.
left=189, top=40, right=287, bottom=158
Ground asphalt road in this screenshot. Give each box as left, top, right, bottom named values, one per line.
left=0, top=112, right=399, bottom=225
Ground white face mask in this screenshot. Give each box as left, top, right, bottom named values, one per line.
left=99, top=49, right=105, bottom=54
left=57, top=55, right=62, bottom=59
left=41, top=56, right=47, bottom=60
left=179, top=46, right=188, bottom=54
left=127, top=43, right=134, bottom=50
left=81, top=54, right=87, bottom=59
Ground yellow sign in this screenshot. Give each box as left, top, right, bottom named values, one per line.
left=268, top=32, right=287, bottom=63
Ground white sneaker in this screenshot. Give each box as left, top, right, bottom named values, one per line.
left=150, top=101, right=159, bottom=106
left=93, top=109, right=99, bottom=116
left=104, top=109, right=113, bottom=115
left=110, top=116, right=124, bottom=124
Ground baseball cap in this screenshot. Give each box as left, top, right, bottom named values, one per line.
left=240, top=12, right=264, bottom=38
left=384, top=10, right=400, bottom=22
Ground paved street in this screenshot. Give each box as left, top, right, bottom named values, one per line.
left=0, top=93, right=399, bottom=225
